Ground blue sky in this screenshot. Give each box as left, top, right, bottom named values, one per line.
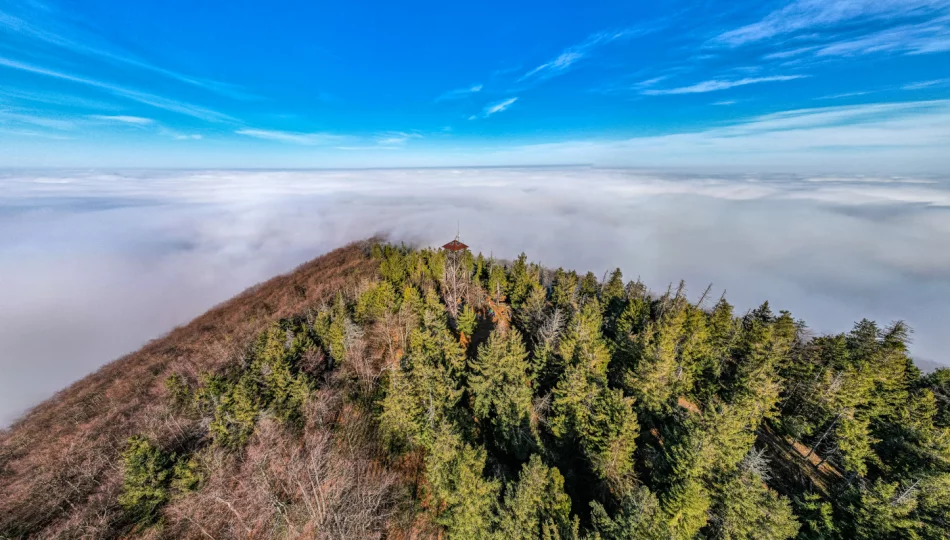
left=1, top=0, right=949, bottom=169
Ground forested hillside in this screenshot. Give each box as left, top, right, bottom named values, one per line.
left=2, top=240, right=948, bottom=539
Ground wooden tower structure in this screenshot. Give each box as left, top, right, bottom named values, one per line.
left=441, top=234, right=468, bottom=319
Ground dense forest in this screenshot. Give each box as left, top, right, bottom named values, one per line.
left=2, top=240, right=949, bottom=539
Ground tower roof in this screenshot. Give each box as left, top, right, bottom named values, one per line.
left=442, top=239, right=468, bottom=252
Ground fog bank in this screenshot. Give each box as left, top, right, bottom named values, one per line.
left=2, top=167, right=948, bottom=426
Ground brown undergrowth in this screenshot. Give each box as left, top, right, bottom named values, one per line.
left=0, top=240, right=426, bottom=539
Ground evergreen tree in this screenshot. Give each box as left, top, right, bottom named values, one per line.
left=579, top=272, right=600, bottom=305
left=495, top=455, right=578, bottom=540
left=589, top=486, right=671, bottom=540
left=551, top=268, right=579, bottom=311
left=468, top=329, right=537, bottom=458
left=711, top=469, right=799, bottom=540
left=425, top=425, right=500, bottom=539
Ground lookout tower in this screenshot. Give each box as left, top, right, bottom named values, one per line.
left=442, top=238, right=468, bottom=252
left=441, top=235, right=468, bottom=319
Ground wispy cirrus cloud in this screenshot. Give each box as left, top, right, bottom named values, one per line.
left=813, top=16, right=950, bottom=57
left=643, top=75, right=806, bottom=95
left=0, top=2, right=256, bottom=100
left=376, top=131, right=422, bottom=146
left=0, top=110, right=75, bottom=130
left=763, top=45, right=819, bottom=60
left=717, top=0, right=950, bottom=46
left=0, top=87, right=121, bottom=111
left=0, top=57, right=236, bottom=123
left=498, top=99, right=950, bottom=170
left=434, top=84, right=483, bottom=102
left=88, top=115, right=154, bottom=125
left=818, top=90, right=873, bottom=99
left=469, top=97, right=518, bottom=120
left=903, top=78, right=950, bottom=89
left=519, top=26, right=653, bottom=82
left=235, top=128, right=343, bottom=145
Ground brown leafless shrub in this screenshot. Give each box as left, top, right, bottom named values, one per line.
left=164, top=401, right=408, bottom=539
left=0, top=241, right=382, bottom=538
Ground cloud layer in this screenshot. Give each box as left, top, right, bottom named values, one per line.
left=1, top=167, right=949, bottom=426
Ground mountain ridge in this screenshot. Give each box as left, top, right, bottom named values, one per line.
left=2, top=239, right=948, bottom=539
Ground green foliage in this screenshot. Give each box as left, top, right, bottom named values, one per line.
left=379, top=363, right=427, bottom=449
left=171, top=455, right=202, bottom=493
left=836, top=412, right=877, bottom=476
left=713, top=470, right=799, bottom=540
left=625, top=292, right=689, bottom=413
left=150, top=245, right=950, bottom=539
left=662, top=477, right=711, bottom=539
left=119, top=436, right=202, bottom=527
left=579, top=272, right=600, bottom=305
left=355, top=280, right=396, bottom=323
left=507, top=253, right=537, bottom=308
left=380, top=316, right=464, bottom=450
left=601, top=268, right=625, bottom=306
left=551, top=268, right=578, bottom=310
left=917, top=473, right=950, bottom=539
left=457, top=304, right=478, bottom=338
left=921, top=368, right=950, bottom=429
left=190, top=321, right=315, bottom=449
left=487, top=261, right=508, bottom=301
left=557, top=301, right=612, bottom=378
left=313, top=295, right=349, bottom=365
left=425, top=425, right=500, bottom=539
left=850, top=479, right=921, bottom=539
left=164, top=372, right=192, bottom=409
left=207, top=375, right=261, bottom=448
left=550, top=367, right=639, bottom=487
left=590, top=486, right=670, bottom=540
left=495, top=455, right=578, bottom=540
left=468, top=329, right=537, bottom=458
left=793, top=492, right=838, bottom=540
left=119, top=436, right=175, bottom=526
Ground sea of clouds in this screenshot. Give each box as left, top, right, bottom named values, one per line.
left=2, top=167, right=949, bottom=426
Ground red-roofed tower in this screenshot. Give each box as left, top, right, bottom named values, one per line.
left=441, top=233, right=468, bottom=319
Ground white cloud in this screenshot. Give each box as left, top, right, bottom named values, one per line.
left=2, top=167, right=949, bottom=427
left=435, top=84, right=483, bottom=102
left=903, top=78, right=950, bottom=89
left=519, top=26, right=652, bottom=82
left=0, top=1, right=255, bottom=100
left=643, top=75, right=807, bottom=95
left=470, top=97, right=518, bottom=119
left=763, top=45, right=819, bottom=60
left=491, top=99, right=950, bottom=172
left=819, top=91, right=873, bottom=99
left=235, top=128, right=342, bottom=145
left=0, top=56, right=236, bottom=122
left=814, top=16, right=950, bottom=56
left=88, top=115, right=154, bottom=125
left=376, top=131, right=422, bottom=146
left=631, top=75, right=671, bottom=89
left=717, top=0, right=950, bottom=46
left=0, top=110, right=75, bottom=130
